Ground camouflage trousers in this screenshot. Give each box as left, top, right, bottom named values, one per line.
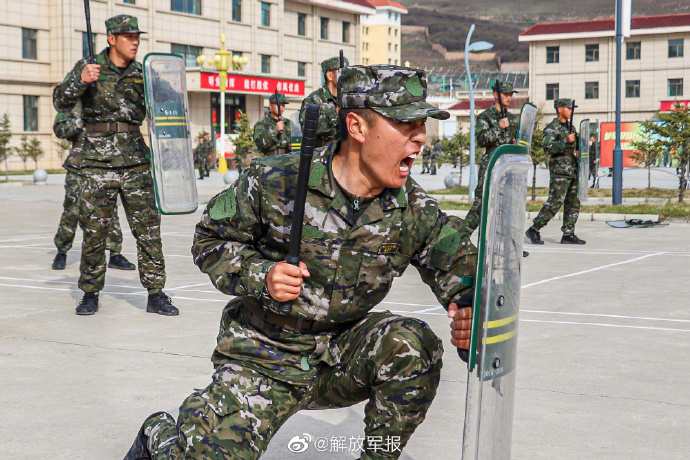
left=54, top=168, right=123, bottom=254
left=78, top=165, right=166, bottom=293
left=464, top=154, right=489, bottom=233
left=531, top=172, right=581, bottom=235
left=196, top=154, right=210, bottom=178
left=139, top=310, right=443, bottom=460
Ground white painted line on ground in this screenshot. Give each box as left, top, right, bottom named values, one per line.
left=0, top=235, right=55, bottom=243
left=521, top=309, right=690, bottom=323
left=0, top=276, right=141, bottom=290
left=522, top=252, right=666, bottom=289
left=167, top=282, right=213, bottom=290
left=522, top=319, right=690, bottom=333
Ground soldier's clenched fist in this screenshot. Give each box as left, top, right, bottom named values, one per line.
left=81, top=64, right=101, bottom=83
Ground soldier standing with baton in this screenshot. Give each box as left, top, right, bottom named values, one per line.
left=253, top=91, right=292, bottom=156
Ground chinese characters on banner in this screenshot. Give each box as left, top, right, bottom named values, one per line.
left=200, top=71, right=305, bottom=96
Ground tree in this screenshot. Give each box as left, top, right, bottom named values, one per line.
left=439, top=128, right=470, bottom=184
left=54, top=139, right=71, bottom=164
left=529, top=106, right=548, bottom=201
left=232, top=111, right=257, bottom=174
left=16, top=135, right=44, bottom=170
left=630, top=127, right=664, bottom=189
left=0, top=113, right=12, bottom=181
left=636, top=103, right=690, bottom=201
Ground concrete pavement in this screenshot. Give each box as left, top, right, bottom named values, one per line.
left=1, top=170, right=689, bottom=459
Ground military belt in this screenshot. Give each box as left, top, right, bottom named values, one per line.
left=85, top=122, right=140, bottom=133
left=240, top=296, right=333, bottom=334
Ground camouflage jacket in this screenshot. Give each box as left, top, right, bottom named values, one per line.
left=52, top=47, right=149, bottom=169
left=543, top=118, right=578, bottom=176
left=253, top=115, right=292, bottom=155
left=431, top=143, right=442, bottom=158
left=53, top=102, right=84, bottom=171
left=299, top=85, right=339, bottom=145
left=475, top=106, right=517, bottom=155
left=192, top=142, right=477, bottom=385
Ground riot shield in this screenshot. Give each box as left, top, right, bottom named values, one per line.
left=578, top=119, right=590, bottom=201
left=143, top=53, right=198, bottom=215
left=462, top=144, right=531, bottom=460
left=516, top=103, right=538, bottom=147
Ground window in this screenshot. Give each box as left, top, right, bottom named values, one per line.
left=123, top=0, right=135, bottom=4
left=232, top=0, right=241, bottom=22
left=585, top=44, right=599, bottom=62
left=297, top=13, right=306, bottom=36
left=171, top=0, right=200, bottom=15
left=23, top=96, right=38, bottom=132
left=388, top=27, right=391, bottom=35
left=388, top=59, right=391, bottom=64
left=668, top=78, right=684, bottom=97
left=342, top=22, right=350, bottom=43
left=22, top=28, right=37, bottom=60
left=669, top=39, right=684, bottom=58
left=320, top=17, right=329, bottom=40
left=388, top=11, right=391, bottom=19
left=395, top=29, right=398, bottom=36
left=626, top=41, right=641, bottom=60
left=626, top=80, right=640, bottom=98
left=585, top=81, right=599, bottom=99
left=261, top=55, right=270, bottom=74
left=395, top=44, right=398, bottom=51
left=546, top=83, right=559, bottom=100
left=388, top=43, right=391, bottom=51
left=546, top=46, right=559, bottom=64
left=364, top=42, right=368, bottom=51
left=297, top=62, right=306, bottom=77
left=261, top=2, right=270, bottom=27
left=365, top=27, right=369, bottom=35
left=395, top=59, right=398, bottom=65
left=171, top=43, right=202, bottom=67
left=82, top=32, right=97, bottom=59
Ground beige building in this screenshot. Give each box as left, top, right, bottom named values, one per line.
left=349, top=0, right=406, bottom=66
left=0, top=0, right=374, bottom=171
left=519, top=14, right=690, bottom=125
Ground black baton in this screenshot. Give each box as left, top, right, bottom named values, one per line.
left=279, top=103, right=320, bottom=314
left=83, top=0, right=95, bottom=63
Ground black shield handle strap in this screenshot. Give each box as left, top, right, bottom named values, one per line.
left=278, top=103, right=320, bottom=314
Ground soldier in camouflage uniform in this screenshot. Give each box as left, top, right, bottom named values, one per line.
left=253, top=92, right=292, bottom=156
left=298, top=56, right=348, bottom=147
left=51, top=102, right=135, bottom=271
left=194, top=131, right=211, bottom=180
left=525, top=99, right=586, bottom=245
left=465, top=81, right=518, bottom=234
left=420, top=142, right=430, bottom=173
left=430, top=139, right=442, bottom=175
left=124, top=65, right=477, bottom=460
left=53, top=14, right=178, bottom=316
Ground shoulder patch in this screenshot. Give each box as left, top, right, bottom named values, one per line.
left=209, top=188, right=236, bottom=221
left=308, top=162, right=327, bottom=187
left=435, top=225, right=462, bottom=255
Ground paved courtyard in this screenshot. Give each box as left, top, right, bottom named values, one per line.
left=1, top=169, right=689, bottom=459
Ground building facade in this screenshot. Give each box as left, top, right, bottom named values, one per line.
left=519, top=14, right=690, bottom=126
left=349, top=0, right=405, bottom=66
left=0, top=0, right=373, bottom=170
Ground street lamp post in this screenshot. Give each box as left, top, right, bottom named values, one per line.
left=464, top=24, right=494, bottom=202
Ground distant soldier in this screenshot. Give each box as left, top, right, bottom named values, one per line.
left=430, top=138, right=442, bottom=175
left=51, top=103, right=135, bottom=272
left=299, top=55, right=348, bottom=147
left=420, top=142, right=430, bottom=173
left=526, top=98, right=586, bottom=245
left=194, top=131, right=211, bottom=180
left=253, top=92, right=292, bottom=156
left=464, top=81, right=518, bottom=234
left=588, top=134, right=597, bottom=187
left=53, top=14, right=178, bottom=316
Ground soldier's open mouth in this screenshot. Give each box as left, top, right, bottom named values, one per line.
left=400, top=154, right=416, bottom=172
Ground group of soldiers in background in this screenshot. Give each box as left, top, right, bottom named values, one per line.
left=193, top=131, right=212, bottom=180
left=420, top=139, right=441, bottom=175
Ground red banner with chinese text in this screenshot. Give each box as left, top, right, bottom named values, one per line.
left=200, top=72, right=305, bottom=97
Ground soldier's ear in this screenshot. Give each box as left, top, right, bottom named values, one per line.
left=346, top=112, right=367, bottom=143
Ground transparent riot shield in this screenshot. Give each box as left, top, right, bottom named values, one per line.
left=516, top=103, right=538, bottom=147
left=143, top=53, right=198, bottom=214
left=463, top=144, right=531, bottom=460
left=578, top=119, right=590, bottom=201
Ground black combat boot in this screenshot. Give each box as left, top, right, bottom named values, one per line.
left=525, top=227, right=544, bottom=245
left=52, top=252, right=67, bottom=270
left=76, top=292, right=99, bottom=315
left=108, top=253, right=136, bottom=270
left=561, top=234, right=586, bottom=245
left=146, top=292, right=179, bottom=316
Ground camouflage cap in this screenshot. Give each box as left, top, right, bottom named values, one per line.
left=337, top=65, right=450, bottom=122
left=269, top=93, right=288, bottom=104
left=492, top=80, right=518, bottom=94
left=321, top=56, right=349, bottom=73
left=554, top=98, right=577, bottom=109
left=106, top=15, right=147, bottom=35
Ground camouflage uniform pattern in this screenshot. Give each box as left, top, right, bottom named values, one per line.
left=464, top=105, right=517, bottom=233
left=53, top=104, right=124, bottom=255
left=299, top=85, right=339, bottom=146
left=429, top=141, right=442, bottom=174
left=420, top=144, right=430, bottom=173
left=195, top=137, right=211, bottom=178
left=53, top=46, right=166, bottom=293
left=338, top=66, right=450, bottom=122
left=252, top=115, right=292, bottom=155
left=531, top=118, right=581, bottom=235
left=139, top=142, right=476, bottom=459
